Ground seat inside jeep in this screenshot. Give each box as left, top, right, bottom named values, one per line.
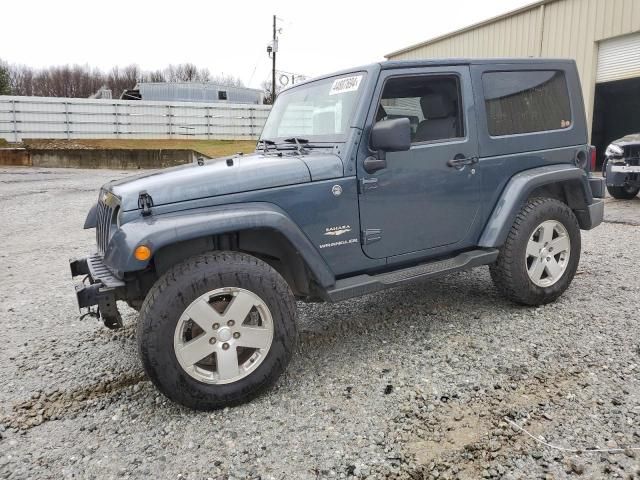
left=377, top=75, right=463, bottom=143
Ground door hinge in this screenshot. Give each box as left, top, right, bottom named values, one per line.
left=359, top=177, right=379, bottom=193
left=138, top=190, right=154, bottom=217
left=362, top=228, right=382, bottom=245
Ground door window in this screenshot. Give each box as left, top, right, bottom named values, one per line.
left=376, top=75, right=464, bottom=144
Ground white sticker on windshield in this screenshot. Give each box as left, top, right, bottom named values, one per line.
left=329, top=75, right=362, bottom=95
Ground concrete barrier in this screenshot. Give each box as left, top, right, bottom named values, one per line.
left=19, top=149, right=197, bottom=169
left=0, top=148, right=31, bottom=166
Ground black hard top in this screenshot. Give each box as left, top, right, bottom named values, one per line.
left=381, top=58, right=576, bottom=70
left=292, top=58, right=577, bottom=88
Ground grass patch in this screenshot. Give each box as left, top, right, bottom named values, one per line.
left=22, top=139, right=256, bottom=158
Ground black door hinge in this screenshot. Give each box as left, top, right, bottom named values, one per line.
left=359, top=177, right=379, bottom=193
left=362, top=228, right=382, bottom=245
left=138, top=191, right=154, bottom=217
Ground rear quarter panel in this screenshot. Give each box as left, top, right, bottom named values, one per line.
left=470, top=61, right=590, bottom=243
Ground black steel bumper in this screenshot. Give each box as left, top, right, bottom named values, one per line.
left=70, top=253, right=124, bottom=329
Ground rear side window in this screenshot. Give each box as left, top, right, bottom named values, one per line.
left=482, top=70, right=572, bottom=136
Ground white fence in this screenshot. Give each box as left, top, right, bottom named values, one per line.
left=0, top=95, right=271, bottom=142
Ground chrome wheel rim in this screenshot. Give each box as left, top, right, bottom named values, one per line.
left=173, top=287, right=274, bottom=385
left=525, top=220, right=571, bottom=288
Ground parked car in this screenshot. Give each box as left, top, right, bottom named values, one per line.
left=71, top=59, right=605, bottom=410
left=603, top=134, right=640, bottom=199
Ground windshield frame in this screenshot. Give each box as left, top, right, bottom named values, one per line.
left=259, top=71, right=368, bottom=145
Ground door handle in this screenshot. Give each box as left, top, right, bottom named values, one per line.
left=447, top=156, right=478, bottom=168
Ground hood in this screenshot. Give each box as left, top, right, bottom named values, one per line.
left=612, top=133, right=640, bottom=147
left=107, top=151, right=344, bottom=211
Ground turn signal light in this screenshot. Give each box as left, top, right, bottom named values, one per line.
left=134, top=245, right=152, bottom=261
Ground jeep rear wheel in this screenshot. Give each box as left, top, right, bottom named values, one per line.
left=490, top=198, right=581, bottom=306
left=138, top=251, right=297, bottom=410
left=607, top=184, right=640, bottom=200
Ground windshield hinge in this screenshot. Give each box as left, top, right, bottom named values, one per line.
left=359, top=177, right=379, bottom=193
left=362, top=228, right=382, bottom=245
left=138, top=191, right=154, bottom=217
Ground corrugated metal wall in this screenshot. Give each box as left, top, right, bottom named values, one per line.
left=389, top=7, right=543, bottom=60
left=387, top=0, right=640, bottom=129
left=0, top=96, right=271, bottom=142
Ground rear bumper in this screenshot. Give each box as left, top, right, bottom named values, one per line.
left=70, top=253, right=124, bottom=329
left=580, top=199, right=604, bottom=230
left=589, top=176, right=605, bottom=198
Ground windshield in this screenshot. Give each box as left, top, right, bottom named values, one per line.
left=260, top=73, right=366, bottom=143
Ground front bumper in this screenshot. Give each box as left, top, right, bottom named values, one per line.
left=610, top=165, right=640, bottom=173
left=606, top=160, right=640, bottom=187
left=70, top=253, right=124, bottom=329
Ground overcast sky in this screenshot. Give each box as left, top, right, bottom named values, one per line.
left=2, top=0, right=534, bottom=88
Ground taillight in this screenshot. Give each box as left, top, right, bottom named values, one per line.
left=590, top=145, right=597, bottom=172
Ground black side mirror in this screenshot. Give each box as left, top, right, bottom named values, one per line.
left=371, top=118, right=411, bottom=152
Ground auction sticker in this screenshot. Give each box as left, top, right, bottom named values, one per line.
left=329, top=75, right=362, bottom=95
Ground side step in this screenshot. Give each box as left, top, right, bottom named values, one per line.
left=325, top=249, right=499, bottom=302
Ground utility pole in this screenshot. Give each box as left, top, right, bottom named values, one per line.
left=272, top=15, right=277, bottom=103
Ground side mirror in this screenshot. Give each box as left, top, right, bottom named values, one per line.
left=371, top=117, right=411, bottom=152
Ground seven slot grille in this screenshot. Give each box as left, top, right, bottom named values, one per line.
left=96, top=191, right=119, bottom=254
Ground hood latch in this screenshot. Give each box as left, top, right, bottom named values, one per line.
left=138, top=191, right=154, bottom=217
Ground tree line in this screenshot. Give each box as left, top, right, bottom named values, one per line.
left=0, top=60, right=244, bottom=99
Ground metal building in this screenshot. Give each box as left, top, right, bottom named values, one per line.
left=386, top=0, right=640, bottom=163
left=121, top=82, right=264, bottom=105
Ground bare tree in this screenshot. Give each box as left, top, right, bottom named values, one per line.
left=2, top=61, right=245, bottom=98
left=260, top=79, right=283, bottom=105
left=213, top=73, right=244, bottom=87
left=0, top=60, right=11, bottom=95
left=106, top=64, right=140, bottom=98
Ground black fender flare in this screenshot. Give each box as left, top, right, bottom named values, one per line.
left=478, top=164, right=594, bottom=248
left=103, top=202, right=335, bottom=288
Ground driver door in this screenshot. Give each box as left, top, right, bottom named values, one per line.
left=357, top=66, right=481, bottom=260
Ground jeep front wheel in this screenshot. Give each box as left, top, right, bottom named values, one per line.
left=607, top=184, right=640, bottom=200
left=490, top=198, right=581, bottom=306
left=138, top=251, right=297, bottom=410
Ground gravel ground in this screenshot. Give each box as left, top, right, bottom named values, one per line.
left=1, top=166, right=640, bottom=480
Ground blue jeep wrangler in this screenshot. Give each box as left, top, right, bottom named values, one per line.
left=71, top=59, right=605, bottom=409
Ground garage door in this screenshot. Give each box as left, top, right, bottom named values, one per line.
left=596, top=33, right=640, bottom=83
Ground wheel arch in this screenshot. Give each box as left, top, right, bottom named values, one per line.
left=105, top=202, right=336, bottom=297
left=478, top=164, right=594, bottom=248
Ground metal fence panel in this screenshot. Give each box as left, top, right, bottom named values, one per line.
left=0, top=95, right=271, bottom=142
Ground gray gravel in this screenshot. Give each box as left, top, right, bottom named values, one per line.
left=1, top=166, right=640, bottom=480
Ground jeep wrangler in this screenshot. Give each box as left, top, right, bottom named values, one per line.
left=603, top=133, right=640, bottom=199
left=71, top=59, right=605, bottom=410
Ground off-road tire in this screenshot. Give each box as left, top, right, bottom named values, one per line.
left=607, top=184, right=640, bottom=200
left=138, top=251, right=297, bottom=410
left=490, top=198, right=581, bottom=306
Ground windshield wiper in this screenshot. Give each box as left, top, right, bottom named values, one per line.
left=283, top=137, right=309, bottom=154
left=257, top=138, right=276, bottom=153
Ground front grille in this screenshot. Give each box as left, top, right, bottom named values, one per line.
left=96, top=191, right=119, bottom=254
left=624, top=145, right=640, bottom=165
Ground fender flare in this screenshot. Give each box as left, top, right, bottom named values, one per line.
left=103, top=202, right=336, bottom=288
left=84, top=203, right=98, bottom=229
left=478, top=164, right=593, bottom=248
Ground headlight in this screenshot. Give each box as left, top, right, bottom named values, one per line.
left=605, top=144, right=624, bottom=158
